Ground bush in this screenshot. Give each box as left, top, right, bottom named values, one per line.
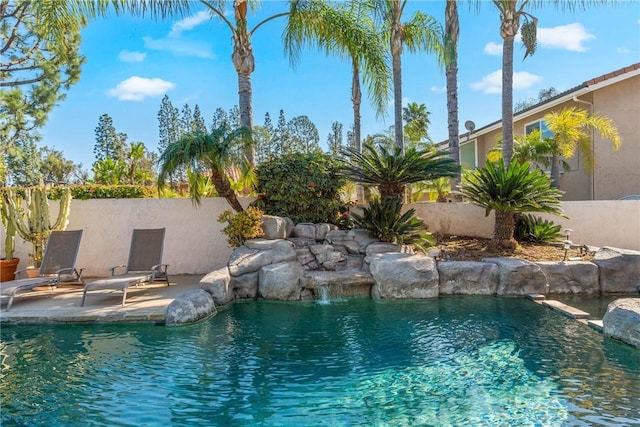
left=351, top=197, right=435, bottom=252
left=218, top=206, right=265, bottom=247
left=252, top=152, right=347, bottom=224
left=514, top=214, right=564, bottom=243
left=49, top=185, right=157, bottom=200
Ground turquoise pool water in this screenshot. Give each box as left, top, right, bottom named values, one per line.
left=1, top=297, right=639, bottom=426
left=553, top=294, right=639, bottom=319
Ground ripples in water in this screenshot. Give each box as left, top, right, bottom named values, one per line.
left=1, top=297, right=639, bottom=426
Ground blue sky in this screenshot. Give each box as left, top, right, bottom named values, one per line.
left=40, top=1, right=640, bottom=168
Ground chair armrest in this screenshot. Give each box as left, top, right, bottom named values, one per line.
left=150, top=264, right=169, bottom=275
left=110, top=265, right=127, bottom=276
left=55, top=267, right=85, bottom=285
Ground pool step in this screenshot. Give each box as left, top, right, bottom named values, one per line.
left=542, top=300, right=591, bottom=319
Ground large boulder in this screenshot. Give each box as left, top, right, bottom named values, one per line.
left=258, top=261, right=304, bottom=301
left=228, top=246, right=272, bottom=277
left=261, top=215, right=292, bottom=239
left=603, top=298, right=640, bottom=348
left=483, top=258, right=547, bottom=295
left=246, top=239, right=298, bottom=264
left=593, top=247, right=640, bottom=293
left=536, top=261, right=599, bottom=294
left=370, top=253, right=439, bottom=299
left=230, top=271, right=259, bottom=299
left=200, top=267, right=233, bottom=305
left=165, top=289, right=216, bottom=326
left=437, top=261, right=499, bottom=295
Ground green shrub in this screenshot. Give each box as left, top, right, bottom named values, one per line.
left=48, top=185, right=157, bottom=200
left=514, top=214, right=564, bottom=243
left=351, top=197, right=435, bottom=252
left=252, top=152, right=347, bottom=224
left=218, top=206, right=265, bottom=247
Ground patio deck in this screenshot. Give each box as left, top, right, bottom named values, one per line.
left=0, top=275, right=204, bottom=324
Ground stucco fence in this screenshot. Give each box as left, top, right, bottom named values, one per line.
left=3, top=198, right=639, bottom=276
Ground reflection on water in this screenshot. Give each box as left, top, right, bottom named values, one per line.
left=1, top=297, right=639, bottom=426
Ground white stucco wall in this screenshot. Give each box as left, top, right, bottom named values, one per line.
left=408, top=201, right=640, bottom=251
left=4, top=197, right=253, bottom=277
left=2, top=198, right=638, bottom=276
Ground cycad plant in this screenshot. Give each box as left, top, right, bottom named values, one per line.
left=351, top=197, right=435, bottom=252
left=460, top=159, right=566, bottom=250
left=341, top=142, right=460, bottom=201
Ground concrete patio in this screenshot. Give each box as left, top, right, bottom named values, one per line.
left=0, top=275, right=204, bottom=324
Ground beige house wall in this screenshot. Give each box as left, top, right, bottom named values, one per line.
left=4, top=199, right=637, bottom=276
left=469, top=72, right=640, bottom=201
left=591, top=76, right=640, bottom=199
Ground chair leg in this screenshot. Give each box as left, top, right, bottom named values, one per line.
left=7, top=295, right=14, bottom=311
left=81, top=291, right=87, bottom=307
left=121, top=288, right=127, bottom=306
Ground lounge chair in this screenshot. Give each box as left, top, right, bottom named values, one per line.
left=81, top=228, right=169, bottom=307
left=0, top=230, right=85, bottom=311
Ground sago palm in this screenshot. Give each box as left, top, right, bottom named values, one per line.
left=157, top=127, right=250, bottom=212
left=341, top=142, right=460, bottom=200
left=460, top=159, right=565, bottom=250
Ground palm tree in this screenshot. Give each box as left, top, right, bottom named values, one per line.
left=445, top=0, right=461, bottom=190
left=341, top=141, right=460, bottom=201
left=460, top=159, right=565, bottom=250
left=402, top=102, right=430, bottom=146
left=284, top=0, right=390, bottom=154
left=373, top=0, right=444, bottom=151
left=544, top=107, right=621, bottom=188
left=123, top=1, right=314, bottom=166
left=487, top=0, right=611, bottom=167
left=157, top=127, right=250, bottom=212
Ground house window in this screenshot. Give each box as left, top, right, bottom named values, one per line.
left=460, top=139, right=477, bottom=169
left=525, top=119, right=553, bottom=138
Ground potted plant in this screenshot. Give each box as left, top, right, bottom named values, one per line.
left=2, top=184, right=72, bottom=272
left=0, top=194, right=20, bottom=281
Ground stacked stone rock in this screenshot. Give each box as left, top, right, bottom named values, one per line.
left=166, top=215, right=640, bottom=333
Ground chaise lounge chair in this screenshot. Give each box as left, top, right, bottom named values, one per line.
left=0, top=230, right=85, bottom=311
left=81, top=228, right=169, bottom=307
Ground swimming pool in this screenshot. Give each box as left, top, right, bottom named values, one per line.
left=2, top=297, right=639, bottom=426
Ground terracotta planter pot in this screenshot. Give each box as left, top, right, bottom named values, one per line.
left=0, top=258, right=20, bottom=282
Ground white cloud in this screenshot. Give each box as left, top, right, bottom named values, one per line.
left=430, top=85, right=446, bottom=93
left=535, top=23, right=595, bottom=52
left=169, top=10, right=211, bottom=37
left=143, top=36, right=214, bottom=59
left=470, top=70, right=541, bottom=94
left=616, top=47, right=631, bottom=54
left=107, top=76, right=175, bottom=101
left=118, top=50, right=146, bottom=63
left=484, top=42, right=502, bottom=55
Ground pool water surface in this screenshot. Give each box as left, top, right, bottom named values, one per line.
left=1, top=297, right=639, bottom=426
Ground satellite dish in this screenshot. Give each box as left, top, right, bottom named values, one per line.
left=464, top=120, right=476, bottom=132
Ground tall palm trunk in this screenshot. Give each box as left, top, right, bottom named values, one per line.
left=445, top=0, right=460, bottom=191
left=391, top=0, right=404, bottom=152
left=351, top=62, right=362, bottom=152
left=233, top=1, right=256, bottom=166
left=550, top=153, right=561, bottom=188
left=499, top=2, right=519, bottom=168
left=352, top=62, right=367, bottom=203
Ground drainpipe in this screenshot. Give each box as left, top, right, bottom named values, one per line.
left=573, top=96, right=595, bottom=200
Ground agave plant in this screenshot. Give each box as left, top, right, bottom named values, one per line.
left=460, top=159, right=566, bottom=250
left=340, top=142, right=460, bottom=201
left=351, top=197, right=435, bottom=252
